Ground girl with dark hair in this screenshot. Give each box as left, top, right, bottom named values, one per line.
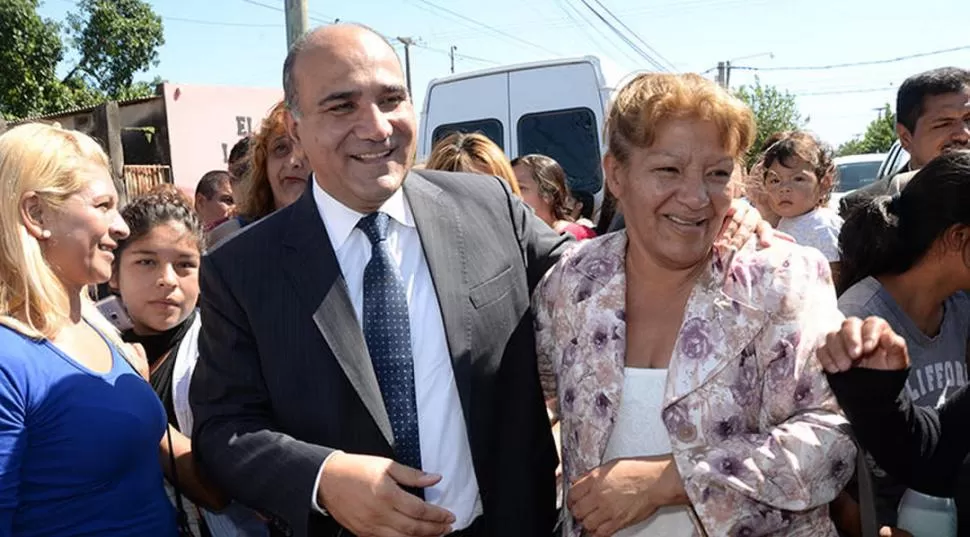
left=834, top=150, right=970, bottom=535
left=511, top=154, right=597, bottom=240
left=111, top=185, right=268, bottom=537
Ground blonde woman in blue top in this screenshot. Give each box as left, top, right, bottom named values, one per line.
left=0, top=123, right=177, bottom=536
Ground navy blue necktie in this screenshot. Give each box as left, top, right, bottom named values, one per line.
left=357, top=212, right=423, bottom=475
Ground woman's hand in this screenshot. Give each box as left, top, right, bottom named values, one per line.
left=717, top=199, right=790, bottom=251
left=817, top=316, right=910, bottom=373
left=567, top=455, right=687, bottom=537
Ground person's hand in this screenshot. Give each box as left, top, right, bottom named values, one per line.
left=880, top=527, right=914, bottom=537
left=717, top=199, right=786, bottom=251
left=818, top=317, right=910, bottom=374
left=317, top=453, right=455, bottom=537
left=567, top=456, right=686, bottom=537
left=124, top=342, right=149, bottom=381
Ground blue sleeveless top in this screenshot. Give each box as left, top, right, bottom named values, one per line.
left=0, top=325, right=177, bottom=536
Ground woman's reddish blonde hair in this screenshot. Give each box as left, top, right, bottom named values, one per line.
left=606, top=73, right=756, bottom=164
left=237, top=101, right=290, bottom=220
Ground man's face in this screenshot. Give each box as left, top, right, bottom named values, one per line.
left=196, top=177, right=235, bottom=227
left=285, top=30, right=417, bottom=213
left=899, top=87, right=970, bottom=169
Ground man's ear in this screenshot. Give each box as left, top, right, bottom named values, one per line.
left=897, top=123, right=914, bottom=153
left=20, top=191, right=48, bottom=240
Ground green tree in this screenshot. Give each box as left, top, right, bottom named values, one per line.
left=0, top=0, right=163, bottom=120
left=0, top=0, right=69, bottom=120
left=64, top=0, right=164, bottom=96
left=734, top=77, right=808, bottom=166
left=837, top=104, right=897, bottom=156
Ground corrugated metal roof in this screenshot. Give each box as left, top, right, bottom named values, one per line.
left=12, top=95, right=162, bottom=124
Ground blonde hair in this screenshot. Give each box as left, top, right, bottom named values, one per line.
left=425, top=132, right=521, bottom=195
left=237, top=101, right=290, bottom=220
left=606, top=73, right=756, bottom=164
left=0, top=123, right=127, bottom=350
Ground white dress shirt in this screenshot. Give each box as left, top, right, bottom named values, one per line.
left=309, top=179, right=482, bottom=529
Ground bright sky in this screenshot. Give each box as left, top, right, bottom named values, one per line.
left=39, top=0, right=968, bottom=146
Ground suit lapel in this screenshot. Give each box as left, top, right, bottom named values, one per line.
left=282, top=186, right=394, bottom=446
left=402, top=173, right=473, bottom=426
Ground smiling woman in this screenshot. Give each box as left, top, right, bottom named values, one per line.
left=0, top=123, right=178, bottom=536
left=534, top=73, right=855, bottom=537
left=207, top=101, right=310, bottom=248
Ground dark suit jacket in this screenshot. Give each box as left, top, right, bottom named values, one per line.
left=189, top=169, right=571, bottom=537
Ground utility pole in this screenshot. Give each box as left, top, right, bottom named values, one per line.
left=397, top=37, right=415, bottom=94
left=284, top=0, right=308, bottom=48
left=450, top=46, right=457, bottom=74
left=715, top=60, right=733, bottom=89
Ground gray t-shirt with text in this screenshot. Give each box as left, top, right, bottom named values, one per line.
left=838, top=276, right=970, bottom=525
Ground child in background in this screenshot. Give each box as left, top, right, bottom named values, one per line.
left=112, top=185, right=268, bottom=537
left=761, top=131, right=843, bottom=279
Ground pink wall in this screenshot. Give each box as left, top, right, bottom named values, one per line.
left=162, top=83, right=283, bottom=191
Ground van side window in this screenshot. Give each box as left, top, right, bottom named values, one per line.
left=517, top=107, right=603, bottom=196
left=432, top=119, right=504, bottom=150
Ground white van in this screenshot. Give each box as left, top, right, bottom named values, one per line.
left=418, top=56, right=626, bottom=219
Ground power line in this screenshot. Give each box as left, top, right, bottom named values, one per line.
left=416, top=44, right=499, bottom=66
left=572, top=0, right=668, bottom=71
left=794, top=86, right=896, bottom=97
left=587, top=0, right=676, bottom=70
left=406, top=0, right=562, bottom=57
left=164, top=15, right=280, bottom=28
left=554, top=0, right=642, bottom=66
left=429, top=0, right=760, bottom=41
left=623, top=0, right=768, bottom=18
left=732, top=45, right=970, bottom=72
left=240, top=0, right=336, bottom=25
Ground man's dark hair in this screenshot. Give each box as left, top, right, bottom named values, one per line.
left=195, top=170, right=232, bottom=199
left=282, top=23, right=398, bottom=117
left=229, top=136, right=251, bottom=165
left=896, top=67, right=970, bottom=133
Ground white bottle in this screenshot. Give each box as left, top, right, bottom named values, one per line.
left=896, top=489, right=957, bottom=537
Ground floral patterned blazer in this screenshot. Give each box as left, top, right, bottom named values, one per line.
left=534, top=231, right=856, bottom=537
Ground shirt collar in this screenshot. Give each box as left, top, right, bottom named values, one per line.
left=311, top=175, right=414, bottom=252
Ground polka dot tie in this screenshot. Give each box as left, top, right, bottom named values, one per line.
left=357, top=212, right=423, bottom=477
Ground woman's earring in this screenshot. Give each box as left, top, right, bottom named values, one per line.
left=40, top=230, right=51, bottom=239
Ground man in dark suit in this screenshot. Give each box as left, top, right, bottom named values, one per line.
left=839, top=67, right=970, bottom=217
left=189, top=24, right=566, bottom=537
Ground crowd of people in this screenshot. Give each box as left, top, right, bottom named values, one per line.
left=1, top=20, right=970, bottom=537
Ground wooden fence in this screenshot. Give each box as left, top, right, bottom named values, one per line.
left=123, top=165, right=171, bottom=198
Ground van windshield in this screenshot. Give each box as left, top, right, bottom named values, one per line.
left=517, top=108, right=603, bottom=197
